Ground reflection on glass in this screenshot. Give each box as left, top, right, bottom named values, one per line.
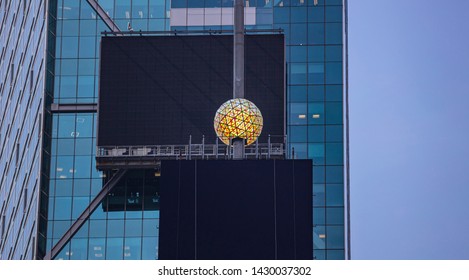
left=313, top=225, right=326, bottom=249
left=88, top=238, right=106, bottom=260
left=124, top=237, right=142, bottom=260
left=106, top=238, right=124, bottom=260
left=70, top=238, right=88, bottom=260
left=326, top=225, right=344, bottom=249
left=142, top=237, right=158, bottom=260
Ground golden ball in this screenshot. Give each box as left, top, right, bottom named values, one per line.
left=214, top=98, right=263, bottom=145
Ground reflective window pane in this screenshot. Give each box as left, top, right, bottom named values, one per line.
left=88, top=238, right=106, bottom=259
left=308, top=85, right=324, bottom=102
left=307, top=6, right=324, bottom=23
left=326, top=207, right=344, bottom=225
left=52, top=220, right=71, bottom=238
left=288, top=143, right=306, bottom=159
left=106, top=238, right=124, bottom=260
left=143, top=219, right=159, bottom=237
left=308, top=125, right=324, bottom=143
left=326, top=225, right=344, bottom=249
left=325, top=6, right=342, bottom=22
left=308, top=46, right=324, bottom=62
left=115, top=0, right=131, bottom=19
left=78, top=59, right=96, bottom=76
left=308, top=63, right=324, bottom=84
left=289, top=85, right=307, bottom=102
left=62, top=20, right=79, bottom=36
left=75, top=138, right=93, bottom=155
left=326, top=166, right=343, bottom=183
left=290, top=63, right=307, bottom=84
left=313, top=166, right=325, bottom=183
left=290, top=47, right=307, bottom=63
left=326, top=184, right=344, bottom=206
left=62, top=0, right=80, bottom=19
left=327, top=249, right=345, bottom=260
left=70, top=238, right=88, bottom=260
left=325, top=22, right=342, bottom=44
left=74, top=156, right=92, bottom=178
left=313, top=207, right=325, bottom=225
left=142, top=237, right=158, bottom=260
left=290, top=103, right=307, bottom=125
left=291, top=7, right=307, bottom=23
left=89, top=220, right=107, bottom=238
left=313, top=225, right=326, bottom=249
left=325, top=142, right=343, bottom=165
left=325, top=85, right=343, bottom=101
left=76, top=114, right=94, bottom=137
left=314, top=249, right=326, bottom=260
left=55, top=179, right=73, bottom=196
left=325, top=62, right=342, bottom=84
left=290, top=23, right=307, bottom=45
left=308, top=23, right=324, bottom=45
left=54, top=197, right=72, bottom=220
left=79, top=37, right=96, bottom=58
left=124, top=237, right=142, bottom=259
left=273, top=7, right=290, bottom=23
left=325, top=125, right=343, bottom=142
left=125, top=219, right=143, bottom=237
left=325, top=102, right=343, bottom=124
left=308, top=102, right=324, bottom=124
left=290, top=125, right=307, bottom=142
left=107, top=220, right=125, bottom=237
left=59, top=76, right=77, bottom=99
left=56, top=139, right=75, bottom=155
left=72, top=196, right=90, bottom=219
left=55, top=156, right=74, bottom=179
left=325, top=45, right=342, bottom=62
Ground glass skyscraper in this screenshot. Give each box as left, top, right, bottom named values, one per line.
left=0, top=0, right=349, bottom=260
left=0, top=0, right=47, bottom=259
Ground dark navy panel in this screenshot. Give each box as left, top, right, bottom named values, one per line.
left=196, top=160, right=276, bottom=260
left=275, top=160, right=313, bottom=259
left=274, top=160, right=296, bottom=259
left=98, top=35, right=285, bottom=146
left=158, top=160, right=196, bottom=260
left=158, top=159, right=311, bottom=260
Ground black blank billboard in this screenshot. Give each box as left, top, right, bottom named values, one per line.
left=98, top=35, right=285, bottom=146
left=158, top=159, right=312, bottom=260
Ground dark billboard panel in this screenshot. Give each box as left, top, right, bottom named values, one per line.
left=98, top=35, right=285, bottom=146
left=158, top=159, right=312, bottom=260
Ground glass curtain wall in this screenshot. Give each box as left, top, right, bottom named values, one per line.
left=0, top=0, right=47, bottom=259
left=40, top=0, right=345, bottom=260
left=39, top=0, right=170, bottom=260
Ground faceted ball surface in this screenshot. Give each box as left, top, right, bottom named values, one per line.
left=214, top=98, right=263, bottom=145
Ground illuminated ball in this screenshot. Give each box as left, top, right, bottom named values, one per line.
left=214, top=98, right=263, bottom=146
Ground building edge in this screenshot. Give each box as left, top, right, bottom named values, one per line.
left=343, top=0, right=351, bottom=260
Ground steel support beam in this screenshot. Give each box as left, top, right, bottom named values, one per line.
left=43, top=169, right=127, bottom=260
left=50, top=103, right=97, bottom=113
left=86, top=0, right=121, bottom=33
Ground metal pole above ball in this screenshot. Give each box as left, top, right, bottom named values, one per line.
left=232, top=0, right=245, bottom=160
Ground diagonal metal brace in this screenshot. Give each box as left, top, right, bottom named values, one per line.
left=43, top=169, right=127, bottom=260
left=86, top=0, right=122, bottom=34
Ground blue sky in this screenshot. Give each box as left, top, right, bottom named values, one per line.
left=349, top=0, right=469, bottom=259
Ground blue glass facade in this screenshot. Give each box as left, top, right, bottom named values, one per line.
left=0, top=0, right=47, bottom=259
left=1, top=0, right=348, bottom=260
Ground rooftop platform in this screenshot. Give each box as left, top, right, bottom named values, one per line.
left=96, top=142, right=286, bottom=170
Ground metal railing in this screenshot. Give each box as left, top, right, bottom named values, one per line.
left=97, top=142, right=284, bottom=160
left=101, top=29, right=284, bottom=36
left=95, top=135, right=287, bottom=169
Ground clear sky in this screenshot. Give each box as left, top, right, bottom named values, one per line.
left=349, top=0, right=469, bottom=259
